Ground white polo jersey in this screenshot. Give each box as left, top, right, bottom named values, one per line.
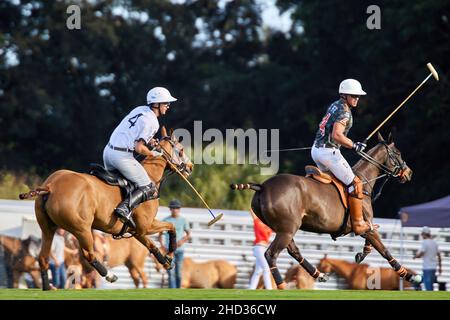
left=108, top=106, right=159, bottom=150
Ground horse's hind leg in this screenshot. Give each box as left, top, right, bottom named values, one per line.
left=264, top=232, right=292, bottom=289
left=73, top=230, right=118, bottom=284
left=363, top=231, right=421, bottom=285
left=35, top=197, right=57, bottom=291
left=355, top=238, right=372, bottom=264
left=286, top=239, right=328, bottom=282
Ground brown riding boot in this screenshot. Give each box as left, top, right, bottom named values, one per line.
left=348, top=176, right=372, bottom=235
left=348, top=196, right=371, bottom=235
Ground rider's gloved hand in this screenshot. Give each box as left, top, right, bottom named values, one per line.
left=353, top=141, right=367, bottom=153
left=150, top=149, right=163, bottom=158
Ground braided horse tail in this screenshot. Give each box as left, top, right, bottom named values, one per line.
left=230, top=183, right=262, bottom=192
left=19, top=187, right=50, bottom=200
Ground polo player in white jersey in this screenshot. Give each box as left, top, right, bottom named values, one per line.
left=311, top=79, right=372, bottom=235
left=103, top=87, right=177, bottom=226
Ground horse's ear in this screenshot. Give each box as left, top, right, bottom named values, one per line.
left=169, top=128, right=174, bottom=136
left=161, top=126, right=167, bottom=137
left=377, top=131, right=385, bottom=142
left=387, top=132, right=393, bottom=144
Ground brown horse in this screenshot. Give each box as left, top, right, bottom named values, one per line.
left=0, top=235, right=41, bottom=288
left=284, top=263, right=315, bottom=289
left=181, top=257, right=237, bottom=289
left=101, top=235, right=159, bottom=288
left=19, top=127, right=193, bottom=290
left=232, top=133, right=421, bottom=288
left=317, top=256, right=415, bottom=290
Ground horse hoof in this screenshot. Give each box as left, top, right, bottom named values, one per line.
left=411, top=274, right=422, bottom=284
left=277, top=282, right=286, bottom=290
left=317, top=273, right=329, bottom=282
left=106, top=274, right=118, bottom=283
left=355, top=252, right=364, bottom=264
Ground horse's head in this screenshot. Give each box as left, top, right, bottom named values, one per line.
left=159, top=126, right=193, bottom=178
left=316, top=255, right=333, bottom=273
left=376, top=132, right=412, bottom=183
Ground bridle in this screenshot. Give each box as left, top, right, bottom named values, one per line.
left=358, top=142, right=408, bottom=179
left=357, top=142, right=409, bottom=202
left=157, top=136, right=192, bottom=176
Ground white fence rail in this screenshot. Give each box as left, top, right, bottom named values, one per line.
left=1, top=200, right=449, bottom=290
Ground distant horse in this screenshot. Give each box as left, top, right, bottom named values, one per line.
left=0, top=235, right=41, bottom=288
left=101, top=235, right=160, bottom=288
left=284, top=263, right=315, bottom=289
left=317, top=256, right=415, bottom=290
left=19, top=127, right=193, bottom=290
left=232, top=133, right=421, bottom=288
left=181, top=257, right=237, bottom=289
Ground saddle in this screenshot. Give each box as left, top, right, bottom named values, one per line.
left=88, top=163, right=138, bottom=199
left=305, top=165, right=348, bottom=209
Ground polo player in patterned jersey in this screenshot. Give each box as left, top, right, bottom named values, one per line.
left=311, top=79, right=372, bottom=235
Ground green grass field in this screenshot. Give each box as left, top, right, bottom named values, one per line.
left=0, top=289, right=449, bottom=300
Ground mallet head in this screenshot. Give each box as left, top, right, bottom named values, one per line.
left=207, top=213, right=223, bottom=226
left=427, top=63, right=439, bottom=81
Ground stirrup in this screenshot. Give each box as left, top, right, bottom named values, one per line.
left=114, top=207, right=136, bottom=229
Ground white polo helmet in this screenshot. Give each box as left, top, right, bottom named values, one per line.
left=339, top=79, right=366, bottom=95
left=146, top=87, right=177, bottom=104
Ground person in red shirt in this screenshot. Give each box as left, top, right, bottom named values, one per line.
left=248, top=209, right=273, bottom=290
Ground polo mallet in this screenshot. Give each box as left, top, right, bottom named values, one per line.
left=161, top=149, right=223, bottom=226
left=364, top=62, right=439, bottom=144
left=263, top=147, right=312, bottom=153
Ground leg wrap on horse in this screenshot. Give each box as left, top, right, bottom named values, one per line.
left=363, top=244, right=372, bottom=255
left=90, top=258, right=108, bottom=277
left=300, top=258, right=320, bottom=278
left=387, top=257, right=407, bottom=277
left=168, top=230, right=177, bottom=253
left=270, top=267, right=284, bottom=285
left=41, top=270, right=51, bottom=291
left=151, top=248, right=166, bottom=265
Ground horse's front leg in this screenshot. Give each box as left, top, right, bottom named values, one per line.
left=363, top=230, right=421, bottom=284
left=133, top=206, right=173, bottom=270
left=145, top=219, right=177, bottom=260
left=355, top=238, right=372, bottom=264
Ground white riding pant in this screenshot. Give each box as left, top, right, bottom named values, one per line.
left=249, top=244, right=273, bottom=290
left=311, top=146, right=355, bottom=186
left=103, top=146, right=152, bottom=187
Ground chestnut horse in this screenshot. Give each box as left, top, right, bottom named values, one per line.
left=233, top=133, right=421, bottom=288
left=284, top=263, right=315, bottom=289
left=317, top=256, right=415, bottom=290
left=180, top=257, right=237, bottom=289
left=19, top=127, right=193, bottom=290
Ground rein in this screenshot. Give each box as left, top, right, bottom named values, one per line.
left=153, top=136, right=190, bottom=191
left=357, top=142, right=406, bottom=202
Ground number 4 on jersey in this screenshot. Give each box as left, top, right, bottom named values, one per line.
left=128, top=113, right=143, bottom=128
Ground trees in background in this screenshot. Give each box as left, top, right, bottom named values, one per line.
left=1, top=0, right=448, bottom=215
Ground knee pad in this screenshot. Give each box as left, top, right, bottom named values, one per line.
left=348, top=176, right=363, bottom=199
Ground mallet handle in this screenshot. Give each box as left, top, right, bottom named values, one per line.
left=166, top=159, right=216, bottom=217
left=365, top=73, right=432, bottom=143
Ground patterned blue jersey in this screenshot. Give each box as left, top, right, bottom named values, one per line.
left=314, top=99, right=353, bottom=149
